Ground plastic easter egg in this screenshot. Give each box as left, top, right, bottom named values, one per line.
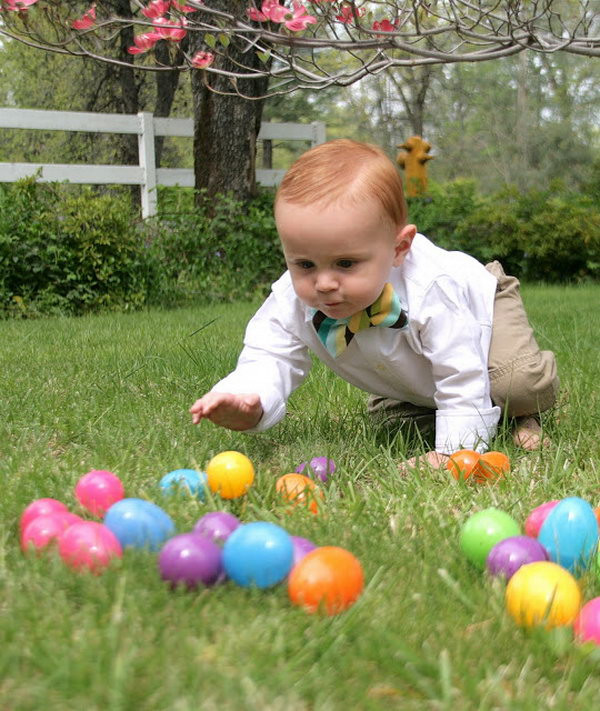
left=58, top=521, right=122, bottom=574
left=75, top=469, right=124, bottom=516
left=296, top=457, right=336, bottom=482
left=446, top=449, right=481, bottom=481
left=276, top=473, right=323, bottom=514
left=222, top=522, right=293, bottom=588
left=486, top=535, right=548, bottom=580
left=159, top=469, right=208, bottom=499
left=574, top=597, right=600, bottom=645
left=21, top=511, right=81, bottom=553
left=192, top=511, right=240, bottom=544
left=477, top=451, right=510, bottom=482
left=20, top=498, right=68, bottom=534
left=288, top=546, right=364, bottom=615
left=505, top=561, right=581, bottom=628
left=460, top=508, right=521, bottom=569
left=524, top=500, right=559, bottom=538
left=158, top=533, right=223, bottom=588
left=104, top=498, right=175, bottom=551
left=538, top=497, right=599, bottom=574
left=290, top=536, right=317, bottom=566
left=206, top=451, right=255, bottom=499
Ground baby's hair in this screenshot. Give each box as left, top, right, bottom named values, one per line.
left=275, top=138, right=407, bottom=227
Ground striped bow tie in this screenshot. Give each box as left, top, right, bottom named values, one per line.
left=312, top=283, right=408, bottom=357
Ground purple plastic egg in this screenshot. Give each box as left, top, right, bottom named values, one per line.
left=290, top=535, right=317, bottom=566
left=158, top=533, right=223, bottom=588
left=295, top=456, right=336, bottom=482
left=193, top=511, right=240, bottom=544
left=486, top=535, right=548, bottom=579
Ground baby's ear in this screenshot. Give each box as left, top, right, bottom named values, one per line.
left=393, top=224, right=416, bottom=266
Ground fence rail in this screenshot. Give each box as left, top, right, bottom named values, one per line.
left=0, top=108, right=326, bottom=218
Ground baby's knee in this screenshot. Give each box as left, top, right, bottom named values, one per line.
left=490, top=350, right=559, bottom=417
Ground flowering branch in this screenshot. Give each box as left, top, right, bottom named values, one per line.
left=0, top=1, right=599, bottom=97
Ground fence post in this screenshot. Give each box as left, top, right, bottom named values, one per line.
left=138, top=112, right=157, bottom=219
left=311, top=121, right=326, bottom=147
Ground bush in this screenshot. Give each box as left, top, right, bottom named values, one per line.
left=146, top=189, right=283, bottom=306
left=0, top=179, right=149, bottom=316
left=408, top=181, right=600, bottom=282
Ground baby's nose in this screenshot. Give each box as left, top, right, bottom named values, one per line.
left=315, top=271, right=337, bottom=292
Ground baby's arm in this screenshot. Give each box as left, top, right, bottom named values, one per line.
left=189, top=392, right=263, bottom=431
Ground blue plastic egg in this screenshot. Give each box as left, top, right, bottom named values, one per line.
left=222, top=521, right=293, bottom=588
left=104, top=498, right=175, bottom=551
left=538, top=496, right=599, bottom=574
left=159, top=469, right=208, bottom=499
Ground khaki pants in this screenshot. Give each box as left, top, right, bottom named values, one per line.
left=368, top=261, right=559, bottom=435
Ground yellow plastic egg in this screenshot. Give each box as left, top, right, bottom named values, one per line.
left=206, top=451, right=255, bottom=499
left=505, top=561, right=582, bottom=628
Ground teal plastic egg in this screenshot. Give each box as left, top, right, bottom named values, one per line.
left=538, top=497, right=599, bottom=574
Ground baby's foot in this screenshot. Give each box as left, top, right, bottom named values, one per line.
left=512, top=415, right=550, bottom=450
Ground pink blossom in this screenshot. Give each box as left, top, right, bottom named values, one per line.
left=127, top=31, right=161, bottom=54
left=335, top=4, right=364, bottom=24
left=372, top=18, right=397, bottom=34
left=284, top=1, right=317, bottom=31
left=191, top=50, right=215, bottom=68
left=141, top=0, right=170, bottom=19
left=152, top=16, right=187, bottom=40
left=72, top=4, right=96, bottom=30
left=3, top=0, right=39, bottom=10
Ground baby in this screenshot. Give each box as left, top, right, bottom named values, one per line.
left=190, top=139, right=558, bottom=468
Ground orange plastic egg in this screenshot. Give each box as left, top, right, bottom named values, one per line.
left=288, top=546, right=364, bottom=615
left=276, top=473, right=322, bottom=515
left=446, top=449, right=482, bottom=481
left=476, top=451, right=510, bottom=482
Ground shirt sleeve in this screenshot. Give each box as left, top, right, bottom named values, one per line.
left=417, top=279, right=501, bottom=453
left=210, top=294, right=312, bottom=432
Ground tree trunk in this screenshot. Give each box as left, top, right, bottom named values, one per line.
left=154, top=40, right=186, bottom=168
left=190, top=1, right=270, bottom=205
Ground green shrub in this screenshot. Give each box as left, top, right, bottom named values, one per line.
left=147, top=189, right=283, bottom=306
left=0, top=179, right=149, bottom=316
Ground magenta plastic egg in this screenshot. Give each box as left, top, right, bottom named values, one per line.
left=158, top=533, right=223, bottom=588
left=574, top=597, right=600, bottom=645
left=486, top=535, right=548, bottom=579
left=21, top=511, right=81, bottom=553
left=296, top=456, right=336, bottom=483
left=524, top=500, right=559, bottom=538
left=58, top=521, right=122, bottom=574
left=75, top=470, right=125, bottom=516
left=290, top=536, right=317, bottom=566
left=193, top=511, right=240, bottom=544
left=20, top=498, right=68, bottom=534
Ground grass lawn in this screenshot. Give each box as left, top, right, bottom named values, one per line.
left=1, top=284, right=600, bottom=710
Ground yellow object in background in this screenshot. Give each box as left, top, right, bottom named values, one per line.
left=206, top=450, right=255, bottom=499
left=505, top=561, right=582, bottom=628
left=396, top=136, right=434, bottom=197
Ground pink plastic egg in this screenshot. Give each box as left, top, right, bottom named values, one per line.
left=75, top=470, right=124, bottom=516
left=524, top=500, right=559, bottom=538
left=58, top=521, right=122, bottom=574
left=21, top=511, right=81, bottom=553
left=20, top=498, right=69, bottom=535
left=574, top=597, right=600, bottom=645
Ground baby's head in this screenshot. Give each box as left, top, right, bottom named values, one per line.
left=275, top=139, right=416, bottom=319
left=275, top=138, right=408, bottom=229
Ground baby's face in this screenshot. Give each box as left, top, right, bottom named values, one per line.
left=276, top=198, right=415, bottom=319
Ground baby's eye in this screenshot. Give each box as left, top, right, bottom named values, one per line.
left=337, top=259, right=355, bottom=269
left=297, top=260, right=314, bottom=270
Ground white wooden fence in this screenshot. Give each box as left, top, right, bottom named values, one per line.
left=0, top=108, right=326, bottom=218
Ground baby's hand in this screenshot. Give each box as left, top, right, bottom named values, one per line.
left=189, top=392, right=263, bottom=431
left=399, top=450, right=449, bottom=474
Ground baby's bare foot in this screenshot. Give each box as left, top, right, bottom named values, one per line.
left=512, top=416, right=550, bottom=450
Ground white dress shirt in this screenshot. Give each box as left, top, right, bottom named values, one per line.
left=211, top=233, right=501, bottom=453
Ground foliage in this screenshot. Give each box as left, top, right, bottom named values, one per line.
left=408, top=181, right=600, bottom=282
left=146, top=188, right=283, bottom=307
left=0, top=179, right=149, bottom=317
